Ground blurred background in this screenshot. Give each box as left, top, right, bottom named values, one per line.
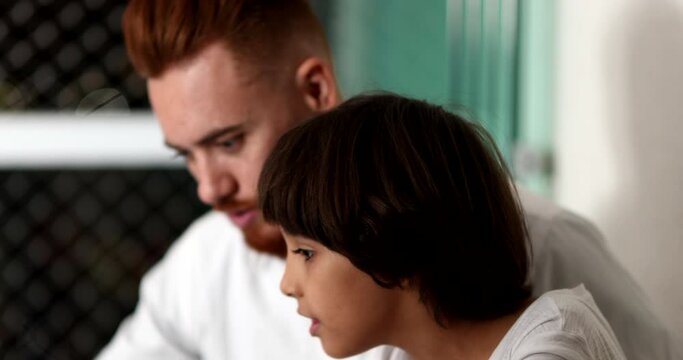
left=1, top=0, right=682, bottom=358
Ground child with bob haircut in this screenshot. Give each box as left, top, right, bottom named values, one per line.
left=258, top=93, right=626, bottom=360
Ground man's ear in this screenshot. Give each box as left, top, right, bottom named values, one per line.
left=295, top=57, right=340, bottom=112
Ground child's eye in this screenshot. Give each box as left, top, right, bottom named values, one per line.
left=292, top=248, right=315, bottom=261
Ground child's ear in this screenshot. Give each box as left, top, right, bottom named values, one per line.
left=295, top=57, right=340, bottom=112
left=399, top=277, right=415, bottom=290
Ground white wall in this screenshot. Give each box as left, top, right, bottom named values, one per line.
left=555, top=0, right=683, bottom=338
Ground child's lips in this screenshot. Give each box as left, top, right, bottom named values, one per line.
left=309, top=318, right=320, bottom=336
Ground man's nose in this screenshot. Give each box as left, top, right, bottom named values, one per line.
left=195, top=158, right=237, bottom=206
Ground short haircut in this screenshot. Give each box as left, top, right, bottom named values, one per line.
left=259, top=93, right=531, bottom=325
left=122, top=0, right=328, bottom=77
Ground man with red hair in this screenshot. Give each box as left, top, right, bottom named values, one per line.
left=97, top=0, right=680, bottom=359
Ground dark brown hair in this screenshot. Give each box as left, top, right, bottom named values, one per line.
left=259, top=93, right=531, bottom=325
left=122, top=0, right=328, bottom=77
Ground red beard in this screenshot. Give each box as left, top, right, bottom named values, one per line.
left=240, top=214, right=286, bottom=257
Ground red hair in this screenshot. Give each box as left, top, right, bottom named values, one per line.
left=122, top=0, right=327, bottom=77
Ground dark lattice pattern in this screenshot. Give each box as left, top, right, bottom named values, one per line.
left=0, top=170, right=207, bottom=359
left=0, top=0, right=148, bottom=110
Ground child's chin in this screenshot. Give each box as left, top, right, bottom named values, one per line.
left=321, top=338, right=367, bottom=359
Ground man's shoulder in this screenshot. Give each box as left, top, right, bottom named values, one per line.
left=516, top=186, right=603, bottom=249
left=516, top=186, right=563, bottom=220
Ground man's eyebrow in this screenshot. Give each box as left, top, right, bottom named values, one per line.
left=164, top=124, right=245, bottom=151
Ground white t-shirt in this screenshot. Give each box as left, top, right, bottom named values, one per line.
left=490, top=285, right=626, bottom=360
left=96, top=211, right=396, bottom=360
left=97, top=188, right=682, bottom=360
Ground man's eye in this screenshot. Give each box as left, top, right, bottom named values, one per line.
left=172, top=150, right=190, bottom=160
left=218, top=133, right=245, bottom=152
left=292, top=248, right=315, bottom=261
